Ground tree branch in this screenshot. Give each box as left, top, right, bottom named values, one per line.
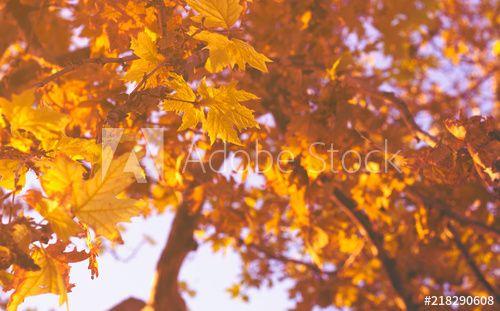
left=34, top=54, right=138, bottom=87
left=152, top=0, right=169, bottom=56
left=236, top=238, right=339, bottom=276
left=447, top=223, right=500, bottom=300
left=407, top=189, right=500, bottom=236
left=331, top=188, right=417, bottom=311
left=344, top=75, right=438, bottom=148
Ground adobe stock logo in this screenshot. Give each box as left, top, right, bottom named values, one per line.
left=101, top=128, right=403, bottom=183
left=101, top=128, right=165, bottom=183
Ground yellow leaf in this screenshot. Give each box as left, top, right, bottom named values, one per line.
left=39, top=155, right=86, bottom=200
left=161, top=78, right=259, bottom=145
left=326, top=57, right=342, bottom=80
left=124, top=30, right=164, bottom=84
left=162, top=73, right=205, bottom=131
left=312, top=227, right=329, bottom=250
left=193, top=30, right=271, bottom=73
left=7, top=249, right=69, bottom=311
left=0, top=89, right=68, bottom=145
left=0, top=159, right=27, bottom=190
left=53, top=135, right=101, bottom=163
left=338, top=231, right=362, bottom=254
left=188, top=0, right=243, bottom=29
left=198, top=80, right=259, bottom=145
left=71, top=151, right=145, bottom=241
left=300, top=11, right=312, bottom=30
left=130, top=29, right=162, bottom=63
left=25, top=191, right=82, bottom=242
left=444, top=119, right=466, bottom=140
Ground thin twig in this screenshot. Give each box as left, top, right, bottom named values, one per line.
left=237, top=238, right=339, bottom=276
left=129, top=61, right=166, bottom=97
left=344, top=75, right=438, bottom=148
left=34, top=54, right=139, bottom=87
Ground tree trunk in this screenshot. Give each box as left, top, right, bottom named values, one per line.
left=147, top=186, right=203, bottom=311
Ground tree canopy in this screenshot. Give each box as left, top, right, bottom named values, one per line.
left=0, top=0, right=498, bottom=310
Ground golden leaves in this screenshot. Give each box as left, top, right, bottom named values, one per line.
left=25, top=191, right=82, bottom=242
left=71, top=151, right=145, bottom=241
left=199, top=80, right=259, bottom=145
left=326, top=57, right=342, bottom=80
left=7, top=249, right=70, bottom=311
left=193, top=30, right=271, bottom=73
left=162, top=75, right=259, bottom=145
left=39, top=155, right=86, bottom=200
left=0, top=159, right=27, bottom=190
left=162, top=73, right=204, bottom=131
left=445, top=119, right=466, bottom=140
left=124, top=30, right=165, bottom=84
left=36, top=152, right=144, bottom=242
left=188, top=0, right=243, bottom=29
left=0, top=89, right=68, bottom=145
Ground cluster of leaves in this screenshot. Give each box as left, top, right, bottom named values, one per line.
left=0, top=0, right=498, bottom=310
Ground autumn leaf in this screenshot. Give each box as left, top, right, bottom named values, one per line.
left=52, top=135, right=101, bottom=164
left=71, top=151, right=145, bottom=241
left=162, top=73, right=204, bottom=131
left=124, top=29, right=165, bottom=84
left=162, top=77, right=259, bottom=145
left=193, top=30, right=271, bottom=73
left=0, top=89, right=68, bottom=146
left=326, top=57, right=342, bottom=80
left=199, top=80, right=259, bottom=145
left=25, top=191, right=82, bottom=242
left=38, top=155, right=86, bottom=200
left=187, top=0, right=243, bottom=29
left=0, top=159, right=27, bottom=190
left=7, top=248, right=70, bottom=311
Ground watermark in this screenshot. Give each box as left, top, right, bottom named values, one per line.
left=102, top=128, right=402, bottom=183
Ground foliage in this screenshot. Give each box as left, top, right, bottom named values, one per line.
left=0, top=0, right=498, bottom=310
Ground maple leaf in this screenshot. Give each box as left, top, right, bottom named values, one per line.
left=7, top=248, right=70, bottom=311
left=198, top=80, right=260, bottom=145
left=162, top=76, right=259, bottom=145
left=25, top=191, right=82, bottom=242
left=124, top=29, right=165, bottom=84
left=162, top=73, right=204, bottom=131
left=51, top=135, right=101, bottom=164
left=193, top=30, right=271, bottom=73
left=0, top=159, right=27, bottom=190
left=70, top=150, right=145, bottom=241
left=187, top=0, right=243, bottom=29
left=0, top=89, right=68, bottom=146
left=38, top=155, right=86, bottom=200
